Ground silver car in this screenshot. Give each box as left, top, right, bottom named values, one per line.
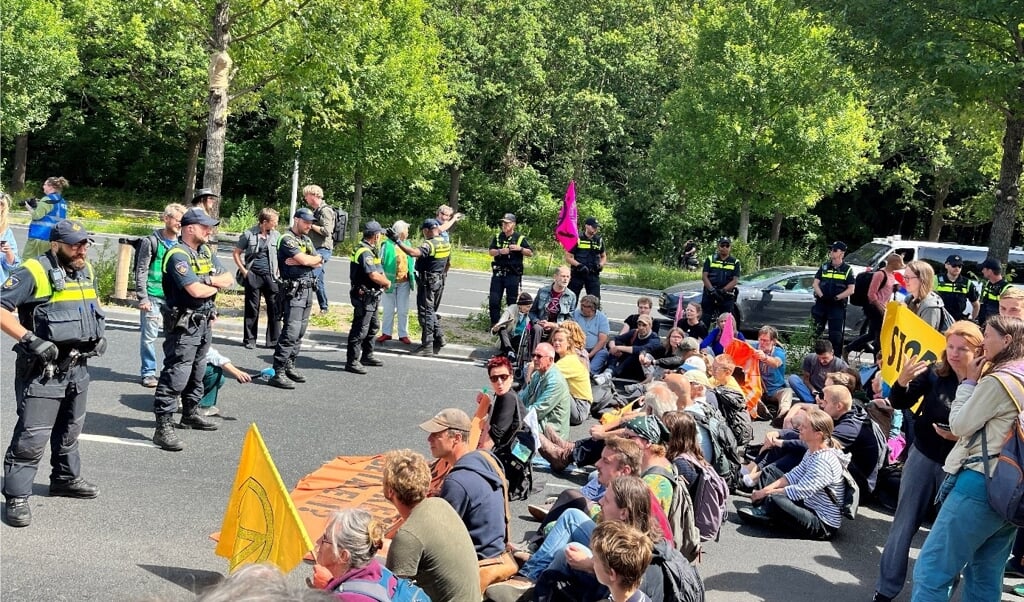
left=657, top=266, right=864, bottom=337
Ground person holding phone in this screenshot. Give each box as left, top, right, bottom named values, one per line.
left=0, top=193, right=20, bottom=282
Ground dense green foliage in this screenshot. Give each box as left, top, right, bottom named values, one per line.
left=2, top=0, right=1020, bottom=267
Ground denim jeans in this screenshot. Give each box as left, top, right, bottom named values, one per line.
left=589, top=348, right=609, bottom=374
left=757, top=464, right=836, bottom=540
left=314, top=248, right=331, bottom=311
left=911, top=469, right=1017, bottom=601
left=139, top=297, right=165, bottom=378
left=520, top=508, right=596, bottom=581
left=787, top=374, right=816, bottom=403
left=380, top=280, right=411, bottom=337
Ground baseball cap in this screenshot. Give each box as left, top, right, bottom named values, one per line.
left=679, top=337, right=699, bottom=352
left=682, top=356, right=706, bottom=373
left=718, top=237, right=732, bottom=246
left=49, top=220, right=93, bottom=244
left=584, top=216, right=599, bottom=228
left=501, top=213, right=517, bottom=223
left=830, top=241, right=848, bottom=252
left=945, top=254, right=963, bottom=267
left=293, top=207, right=316, bottom=222
left=637, top=314, right=653, bottom=326
left=418, top=408, right=471, bottom=433
left=684, top=370, right=711, bottom=387
left=517, top=292, right=533, bottom=305
left=980, top=257, right=1002, bottom=272
left=191, top=188, right=219, bottom=203
left=421, top=218, right=441, bottom=230
left=180, top=208, right=220, bottom=227
left=363, top=220, right=385, bottom=236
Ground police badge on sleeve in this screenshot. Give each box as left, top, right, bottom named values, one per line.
left=174, top=260, right=189, bottom=275
left=2, top=274, right=17, bottom=289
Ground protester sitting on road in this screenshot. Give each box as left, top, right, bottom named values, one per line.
left=481, top=355, right=523, bottom=452
left=313, top=508, right=402, bottom=599
left=709, top=353, right=743, bottom=394
left=198, top=562, right=336, bottom=602
left=596, top=314, right=663, bottom=385
left=750, top=325, right=794, bottom=423
left=624, top=333, right=700, bottom=397
left=676, top=302, right=708, bottom=341
left=779, top=369, right=859, bottom=430
left=738, top=406, right=848, bottom=540
left=619, top=296, right=656, bottom=335
left=903, top=260, right=946, bottom=331
left=197, top=347, right=252, bottom=417
left=571, top=295, right=612, bottom=372
left=492, top=291, right=532, bottom=360
left=699, top=313, right=745, bottom=355
left=519, top=342, right=572, bottom=439
left=871, top=320, right=982, bottom=602
left=551, top=323, right=594, bottom=426
left=786, top=339, right=849, bottom=403
left=623, top=415, right=675, bottom=515
left=382, top=449, right=481, bottom=602
left=529, top=266, right=577, bottom=343
left=591, top=521, right=654, bottom=602
left=663, top=411, right=709, bottom=500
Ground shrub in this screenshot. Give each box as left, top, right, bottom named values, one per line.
left=90, top=240, right=118, bottom=302
left=221, top=195, right=257, bottom=234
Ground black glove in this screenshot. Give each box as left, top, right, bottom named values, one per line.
left=20, top=332, right=58, bottom=363
left=23, top=197, right=38, bottom=209
left=385, top=227, right=399, bottom=244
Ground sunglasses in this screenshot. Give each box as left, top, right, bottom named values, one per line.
left=489, top=373, right=511, bottom=383
left=532, top=353, right=548, bottom=359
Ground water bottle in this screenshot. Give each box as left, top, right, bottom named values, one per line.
left=260, top=367, right=275, bottom=381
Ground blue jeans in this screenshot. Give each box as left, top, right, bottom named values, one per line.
left=589, top=348, right=609, bottom=374
left=314, top=248, right=331, bottom=311
left=787, top=374, right=816, bottom=403
left=911, top=469, right=1017, bottom=601
left=520, top=508, right=596, bottom=581
left=139, top=297, right=165, bottom=378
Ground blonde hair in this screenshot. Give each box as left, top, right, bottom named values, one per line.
left=0, top=193, right=10, bottom=232
left=382, top=449, right=430, bottom=507
left=163, top=203, right=187, bottom=218
left=937, top=320, right=983, bottom=377
left=1002, top=287, right=1024, bottom=302
left=553, top=321, right=586, bottom=351
left=906, top=260, right=935, bottom=300
left=302, top=184, right=324, bottom=198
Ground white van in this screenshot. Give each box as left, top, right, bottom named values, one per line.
left=846, top=236, right=1024, bottom=285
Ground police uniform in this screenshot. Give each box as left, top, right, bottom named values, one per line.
left=348, top=227, right=387, bottom=372
left=412, top=228, right=451, bottom=354
left=152, top=210, right=223, bottom=450
left=812, top=257, right=855, bottom=354
left=979, top=278, right=1010, bottom=325
left=2, top=220, right=104, bottom=527
left=272, top=227, right=317, bottom=382
left=568, top=222, right=605, bottom=299
left=488, top=218, right=532, bottom=325
left=701, top=241, right=741, bottom=327
left=935, top=274, right=978, bottom=319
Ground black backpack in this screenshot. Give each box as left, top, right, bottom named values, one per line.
left=691, top=402, right=743, bottom=490
left=711, top=386, right=753, bottom=447
left=316, top=204, right=349, bottom=245
left=851, top=269, right=887, bottom=307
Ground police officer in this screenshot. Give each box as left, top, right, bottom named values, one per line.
left=812, top=241, right=855, bottom=355
left=488, top=213, right=533, bottom=325
left=391, top=219, right=451, bottom=356
left=701, top=236, right=741, bottom=328
left=1, top=220, right=104, bottom=527
left=567, top=216, right=607, bottom=299
left=935, top=254, right=979, bottom=320
left=152, top=208, right=234, bottom=451
left=267, top=208, right=324, bottom=390
left=347, top=221, right=391, bottom=374
left=978, top=257, right=1010, bottom=326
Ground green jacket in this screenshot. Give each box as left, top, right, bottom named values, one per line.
left=379, top=238, right=415, bottom=293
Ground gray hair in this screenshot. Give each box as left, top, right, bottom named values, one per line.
left=644, top=382, right=677, bottom=417
left=322, top=508, right=384, bottom=569
left=392, top=220, right=409, bottom=236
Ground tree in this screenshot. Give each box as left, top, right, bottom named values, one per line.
left=1, top=0, right=78, bottom=191
left=653, top=0, right=874, bottom=243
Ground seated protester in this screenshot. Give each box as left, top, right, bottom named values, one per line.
left=519, top=342, right=572, bottom=439
left=778, top=369, right=858, bottom=430
left=481, top=356, right=524, bottom=452
left=623, top=416, right=675, bottom=516
left=709, top=354, right=743, bottom=394
left=314, top=508, right=407, bottom=599
left=676, top=302, right=709, bottom=342
left=572, top=295, right=612, bottom=373
left=619, top=296, right=657, bottom=336
left=491, top=292, right=533, bottom=359
left=529, top=265, right=577, bottom=344
left=664, top=373, right=715, bottom=463
left=551, top=323, right=594, bottom=426
left=738, top=407, right=848, bottom=540
left=596, top=314, right=663, bottom=385
left=591, top=521, right=655, bottom=602
left=662, top=411, right=709, bottom=501
left=786, top=339, right=849, bottom=403
left=699, top=313, right=745, bottom=355
left=750, top=325, right=794, bottom=422
left=625, top=333, right=700, bottom=397
left=198, top=347, right=253, bottom=417
left=382, top=449, right=480, bottom=602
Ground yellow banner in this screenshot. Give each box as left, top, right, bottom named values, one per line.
left=215, top=424, right=313, bottom=573
left=879, top=301, right=946, bottom=387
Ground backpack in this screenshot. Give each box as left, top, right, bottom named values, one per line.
left=674, top=454, right=728, bottom=542
left=850, top=269, right=886, bottom=307
left=825, top=467, right=861, bottom=520
left=644, top=539, right=706, bottom=602
left=691, top=402, right=743, bottom=490
left=936, top=306, right=955, bottom=334
left=316, top=204, right=349, bottom=245
left=645, top=465, right=701, bottom=562
left=973, top=373, right=1024, bottom=527
left=333, top=565, right=431, bottom=601
left=711, top=386, right=753, bottom=447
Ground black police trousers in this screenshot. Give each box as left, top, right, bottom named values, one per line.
left=153, top=311, right=213, bottom=417
left=242, top=271, right=280, bottom=347
left=273, top=284, right=312, bottom=369
left=417, top=271, right=444, bottom=346
left=569, top=269, right=601, bottom=300
left=489, top=272, right=522, bottom=325
left=812, top=299, right=847, bottom=355
left=701, top=291, right=735, bottom=328
left=348, top=289, right=381, bottom=365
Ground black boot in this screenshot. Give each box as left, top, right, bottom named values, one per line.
left=49, top=477, right=99, bottom=499
left=345, top=362, right=367, bottom=375
left=153, top=415, right=184, bottom=451
left=284, top=363, right=306, bottom=383
left=362, top=355, right=384, bottom=367
left=4, top=497, right=30, bottom=527
left=269, top=372, right=296, bottom=388
left=180, top=409, right=218, bottom=431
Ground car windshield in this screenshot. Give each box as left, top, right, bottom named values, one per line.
left=846, top=242, right=890, bottom=267
left=739, top=267, right=794, bottom=286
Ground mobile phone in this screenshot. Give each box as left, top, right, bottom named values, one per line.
left=935, top=422, right=950, bottom=431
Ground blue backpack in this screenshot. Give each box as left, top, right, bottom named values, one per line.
left=974, top=373, right=1024, bottom=527
left=333, top=566, right=431, bottom=602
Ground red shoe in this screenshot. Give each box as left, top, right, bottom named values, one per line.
left=376, top=334, right=392, bottom=343
left=399, top=337, right=413, bottom=345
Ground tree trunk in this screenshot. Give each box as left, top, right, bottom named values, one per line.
left=183, top=128, right=203, bottom=204
left=10, top=133, right=27, bottom=193
left=448, top=164, right=462, bottom=212
left=201, top=0, right=232, bottom=219
left=738, top=198, right=751, bottom=243
left=928, top=180, right=949, bottom=241
left=989, top=107, right=1024, bottom=263
left=770, top=209, right=784, bottom=243
left=352, top=167, right=364, bottom=241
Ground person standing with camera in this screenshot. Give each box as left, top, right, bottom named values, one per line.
left=391, top=219, right=451, bottom=357
left=267, top=208, right=323, bottom=389
left=700, top=236, right=741, bottom=328
left=488, top=213, right=533, bottom=326
left=567, top=216, right=606, bottom=300
left=233, top=208, right=281, bottom=350
left=1, top=220, right=105, bottom=527
left=22, top=176, right=70, bottom=260
left=347, top=221, right=391, bottom=374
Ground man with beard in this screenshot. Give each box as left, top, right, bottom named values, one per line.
left=0, top=220, right=106, bottom=527
left=151, top=208, right=235, bottom=451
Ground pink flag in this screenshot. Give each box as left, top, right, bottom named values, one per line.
left=554, top=181, right=579, bottom=253
left=720, top=313, right=736, bottom=348
left=674, top=292, right=684, bottom=325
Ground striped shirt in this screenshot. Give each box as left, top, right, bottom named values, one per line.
left=784, top=447, right=847, bottom=528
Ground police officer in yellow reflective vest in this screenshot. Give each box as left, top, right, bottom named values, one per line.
left=701, top=236, right=741, bottom=328
left=152, top=208, right=235, bottom=451
left=977, top=257, right=1010, bottom=326
left=567, top=216, right=607, bottom=299
left=267, top=208, right=323, bottom=389
left=812, top=241, right=856, bottom=355
left=488, top=213, right=533, bottom=325
left=347, top=221, right=391, bottom=374
left=392, top=219, right=451, bottom=356
left=935, top=254, right=979, bottom=320
left=0, top=220, right=105, bottom=527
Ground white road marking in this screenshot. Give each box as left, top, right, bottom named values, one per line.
left=79, top=434, right=155, bottom=448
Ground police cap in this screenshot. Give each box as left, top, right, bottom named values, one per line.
left=49, top=220, right=93, bottom=244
